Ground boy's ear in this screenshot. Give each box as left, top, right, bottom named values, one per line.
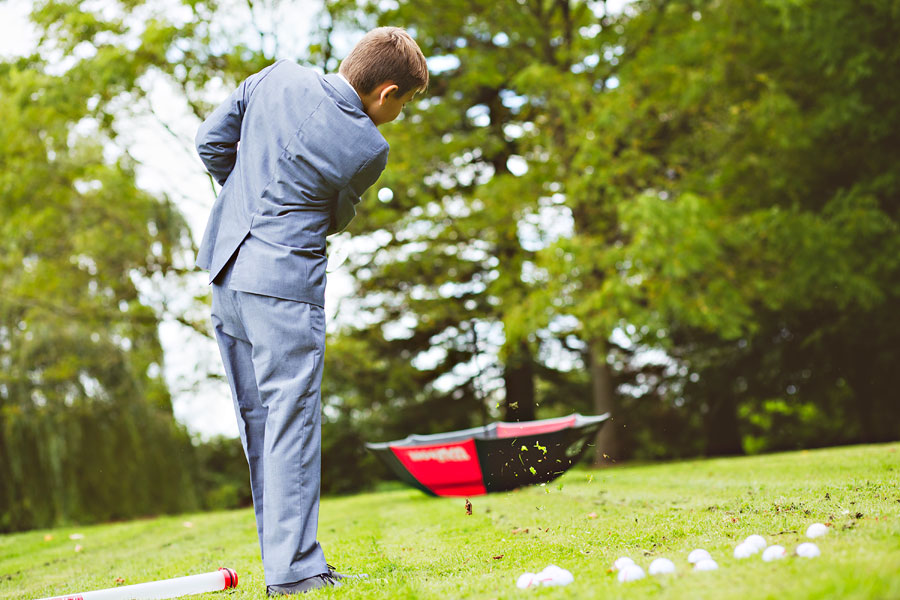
left=378, top=83, right=400, bottom=104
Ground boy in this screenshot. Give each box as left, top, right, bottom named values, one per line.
left=194, top=27, right=428, bottom=596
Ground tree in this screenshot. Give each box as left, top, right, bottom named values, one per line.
left=320, top=0, right=618, bottom=453
left=535, top=0, right=900, bottom=454
left=0, top=57, right=198, bottom=531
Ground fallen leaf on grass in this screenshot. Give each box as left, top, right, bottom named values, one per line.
left=465, top=499, right=473, bottom=515
left=493, top=555, right=504, bottom=560
left=511, top=527, right=529, bottom=535
left=115, top=578, right=126, bottom=585
left=43, top=535, right=53, bottom=541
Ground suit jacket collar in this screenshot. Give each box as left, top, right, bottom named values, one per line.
left=323, top=73, right=365, bottom=112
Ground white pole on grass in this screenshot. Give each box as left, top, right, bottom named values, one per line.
left=35, top=567, right=238, bottom=600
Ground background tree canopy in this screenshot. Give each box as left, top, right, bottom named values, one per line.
left=1, top=0, right=897, bottom=530
left=0, top=55, right=198, bottom=531
left=322, top=0, right=899, bottom=482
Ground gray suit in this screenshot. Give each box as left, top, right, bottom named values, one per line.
left=195, top=61, right=388, bottom=585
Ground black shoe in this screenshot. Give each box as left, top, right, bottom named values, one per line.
left=326, top=563, right=369, bottom=581
left=266, top=573, right=341, bottom=596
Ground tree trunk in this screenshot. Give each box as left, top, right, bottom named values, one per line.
left=589, top=337, right=618, bottom=462
left=503, top=340, right=536, bottom=422
left=704, top=394, right=743, bottom=455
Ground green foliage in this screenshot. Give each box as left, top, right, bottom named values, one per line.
left=529, top=0, right=900, bottom=456
left=7, top=0, right=898, bottom=511
left=3, top=0, right=347, bottom=531
left=193, top=436, right=252, bottom=510
left=320, top=0, right=611, bottom=475
left=0, top=53, right=197, bottom=531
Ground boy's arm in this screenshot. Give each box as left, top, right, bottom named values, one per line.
left=328, top=144, right=389, bottom=236
left=195, top=62, right=279, bottom=186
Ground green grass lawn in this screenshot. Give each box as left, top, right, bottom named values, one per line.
left=3, top=443, right=899, bottom=599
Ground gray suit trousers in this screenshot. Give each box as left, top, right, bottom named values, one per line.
left=211, top=260, right=328, bottom=585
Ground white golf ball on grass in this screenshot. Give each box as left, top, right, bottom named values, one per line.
left=806, top=523, right=828, bottom=538
left=535, top=565, right=574, bottom=586
left=648, top=558, right=676, bottom=575
left=517, top=566, right=575, bottom=589
left=687, top=549, right=711, bottom=564
left=516, top=573, right=536, bottom=589
left=762, top=545, right=787, bottom=562
left=733, top=542, right=756, bottom=559
left=613, top=556, right=635, bottom=571
left=694, top=558, right=718, bottom=571
left=617, top=564, right=646, bottom=582
left=744, top=534, right=767, bottom=551
left=796, top=542, right=821, bottom=558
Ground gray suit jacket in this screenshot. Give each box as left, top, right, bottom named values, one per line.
left=195, top=60, right=389, bottom=306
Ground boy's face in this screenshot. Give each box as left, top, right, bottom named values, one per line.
left=362, top=82, right=419, bottom=126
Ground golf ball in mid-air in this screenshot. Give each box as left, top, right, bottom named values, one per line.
left=806, top=523, right=828, bottom=538
left=796, top=542, right=821, bottom=558
left=733, top=542, right=756, bottom=559
left=688, top=549, right=711, bottom=564
left=762, top=545, right=787, bottom=561
left=617, top=564, right=646, bottom=582
left=648, top=558, right=676, bottom=575
left=613, top=557, right=635, bottom=570
left=694, top=559, right=719, bottom=571
left=744, top=534, right=767, bottom=550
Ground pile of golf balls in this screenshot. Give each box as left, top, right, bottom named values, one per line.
left=516, top=565, right=574, bottom=588
left=517, top=522, right=831, bottom=589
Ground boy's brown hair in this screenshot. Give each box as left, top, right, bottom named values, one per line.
left=339, top=27, right=429, bottom=97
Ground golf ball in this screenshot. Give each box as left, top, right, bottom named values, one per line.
left=796, top=542, right=821, bottom=558
left=694, top=558, right=719, bottom=571
left=688, top=549, right=711, bottom=564
left=516, top=573, right=536, bottom=589
left=613, top=556, right=635, bottom=570
left=536, top=565, right=574, bottom=586
left=648, top=558, right=676, bottom=575
left=762, top=545, right=787, bottom=562
left=733, top=542, right=756, bottom=559
left=806, top=523, right=828, bottom=538
left=617, top=564, right=646, bottom=582
left=744, top=534, right=767, bottom=551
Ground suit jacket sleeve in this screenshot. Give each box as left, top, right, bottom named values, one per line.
left=327, top=143, right=389, bottom=236
left=195, top=62, right=279, bottom=186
